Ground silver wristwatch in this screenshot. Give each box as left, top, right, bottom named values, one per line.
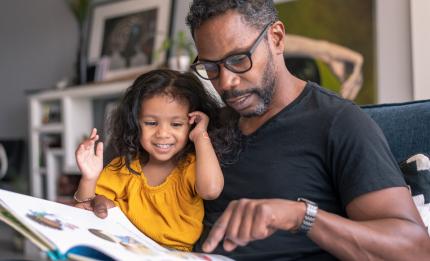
left=297, top=197, right=318, bottom=233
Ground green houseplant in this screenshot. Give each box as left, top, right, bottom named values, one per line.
left=66, top=0, right=92, bottom=84
left=159, top=31, right=195, bottom=71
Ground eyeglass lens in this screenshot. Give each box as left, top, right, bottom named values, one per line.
left=195, top=54, right=252, bottom=80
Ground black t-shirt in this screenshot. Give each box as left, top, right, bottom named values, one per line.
left=195, top=82, right=406, bottom=260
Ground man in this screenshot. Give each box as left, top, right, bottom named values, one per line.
left=184, top=0, right=430, bottom=260
left=84, top=1, right=429, bottom=260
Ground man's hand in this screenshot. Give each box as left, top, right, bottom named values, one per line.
left=202, top=198, right=306, bottom=252
left=74, top=195, right=115, bottom=219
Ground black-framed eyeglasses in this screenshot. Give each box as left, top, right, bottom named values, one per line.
left=190, top=22, right=273, bottom=80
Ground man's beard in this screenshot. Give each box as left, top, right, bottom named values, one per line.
left=221, top=61, right=276, bottom=118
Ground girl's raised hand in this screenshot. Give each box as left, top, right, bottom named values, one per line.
left=188, top=111, right=210, bottom=142
left=75, top=128, right=104, bottom=181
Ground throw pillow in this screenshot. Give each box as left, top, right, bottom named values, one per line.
left=399, top=153, right=430, bottom=203
left=412, top=194, right=430, bottom=235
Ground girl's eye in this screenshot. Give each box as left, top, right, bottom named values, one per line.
left=171, top=122, right=184, bottom=127
left=143, top=121, right=157, bottom=126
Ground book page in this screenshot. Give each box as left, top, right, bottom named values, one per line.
left=0, top=189, right=233, bottom=261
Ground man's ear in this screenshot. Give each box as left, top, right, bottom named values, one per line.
left=269, top=21, right=286, bottom=55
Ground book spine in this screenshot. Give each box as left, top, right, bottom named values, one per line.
left=46, top=249, right=67, bottom=260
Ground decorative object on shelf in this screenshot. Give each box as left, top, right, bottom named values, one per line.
left=41, top=101, right=62, bottom=124
left=87, top=0, right=171, bottom=81
left=158, top=30, right=195, bottom=72
left=66, top=0, right=92, bottom=85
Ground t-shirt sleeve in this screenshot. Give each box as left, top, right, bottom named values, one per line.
left=327, top=104, right=407, bottom=208
left=95, top=158, right=131, bottom=202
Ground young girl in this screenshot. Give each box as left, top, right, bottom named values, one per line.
left=73, top=69, right=224, bottom=251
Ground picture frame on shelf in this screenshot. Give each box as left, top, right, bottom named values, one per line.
left=87, top=0, right=172, bottom=81
left=41, top=101, right=62, bottom=124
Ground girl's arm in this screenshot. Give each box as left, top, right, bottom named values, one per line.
left=74, top=128, right=104, bottom=203
left=189, top=112, right=224, bottom=200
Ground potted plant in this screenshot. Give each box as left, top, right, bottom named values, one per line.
left=159, top=31, right=195, bottom=71
left=66, top=0, right=92, bottom=84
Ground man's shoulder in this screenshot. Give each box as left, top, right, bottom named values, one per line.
left=280, top=81, right=357, bottom=123
left=305, top=82, right=353, bottom=111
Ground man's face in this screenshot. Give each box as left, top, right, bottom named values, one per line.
left=194, top=11, right=276, bottom=117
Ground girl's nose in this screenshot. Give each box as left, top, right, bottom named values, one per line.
left=156, top=124, right=169, bottom=137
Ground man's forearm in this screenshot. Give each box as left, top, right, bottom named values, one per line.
left=309, top=210, right=430, bottom=260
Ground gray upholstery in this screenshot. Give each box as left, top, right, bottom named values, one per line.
left=361, top=99, right=430, bottom=162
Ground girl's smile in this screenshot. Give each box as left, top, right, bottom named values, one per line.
left=152, top=143, right=175, bottom=154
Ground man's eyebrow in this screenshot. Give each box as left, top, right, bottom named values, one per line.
left=198, top=45, right=250, bottom=62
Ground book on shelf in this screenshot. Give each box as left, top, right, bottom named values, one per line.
left=0, top=189, right=233, bottom=261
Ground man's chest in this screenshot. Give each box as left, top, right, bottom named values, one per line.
left=221, top=145, right=330, bottom=200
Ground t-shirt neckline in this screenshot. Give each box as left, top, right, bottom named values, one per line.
left=240, top=81, right=313, bottom=139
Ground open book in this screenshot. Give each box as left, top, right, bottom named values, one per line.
left=0, top=189, right=233, bottom=261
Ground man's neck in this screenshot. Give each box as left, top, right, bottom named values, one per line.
left=239, top=76, right=306, bottom=135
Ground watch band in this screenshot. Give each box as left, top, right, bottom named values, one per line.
left=297, top=197, right=318, bottom=233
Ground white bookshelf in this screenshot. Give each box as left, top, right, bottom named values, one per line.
left=28, top=80, right=132, bottom=200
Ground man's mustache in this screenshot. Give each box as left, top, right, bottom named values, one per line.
left=221, top=88, right=262, bottom=101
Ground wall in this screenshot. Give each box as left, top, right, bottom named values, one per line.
left=0, top=1, right=77, bottom=138
left=410, top=0, right=430, bottom=100
left=173, top=0, right=192, bottom=36
left=376, top=0, right=413, bottom=103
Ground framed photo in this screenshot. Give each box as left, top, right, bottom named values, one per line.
left=274, top=0, right=375, bottom=104
left=87, top=0, right=172, bottom=81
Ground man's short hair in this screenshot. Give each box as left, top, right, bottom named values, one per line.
left=186, top=0, right=278, bottom=37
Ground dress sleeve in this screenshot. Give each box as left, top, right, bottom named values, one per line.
left=179, top=155, right=199, bottom=200
left=327, top=104, right=407, bottom=208
left=95, top=157, right=131, bottom=202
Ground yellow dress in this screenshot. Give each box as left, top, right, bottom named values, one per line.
left=95, top=154, right=203, bottom=251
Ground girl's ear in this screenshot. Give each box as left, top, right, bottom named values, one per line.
left=269, top=21, right=286, bottom=55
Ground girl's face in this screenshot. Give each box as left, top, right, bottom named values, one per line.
left=139, top=94, right=191, bottom=164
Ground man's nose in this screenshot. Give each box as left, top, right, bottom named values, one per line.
left=216, top=65, right=240, bottom=94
